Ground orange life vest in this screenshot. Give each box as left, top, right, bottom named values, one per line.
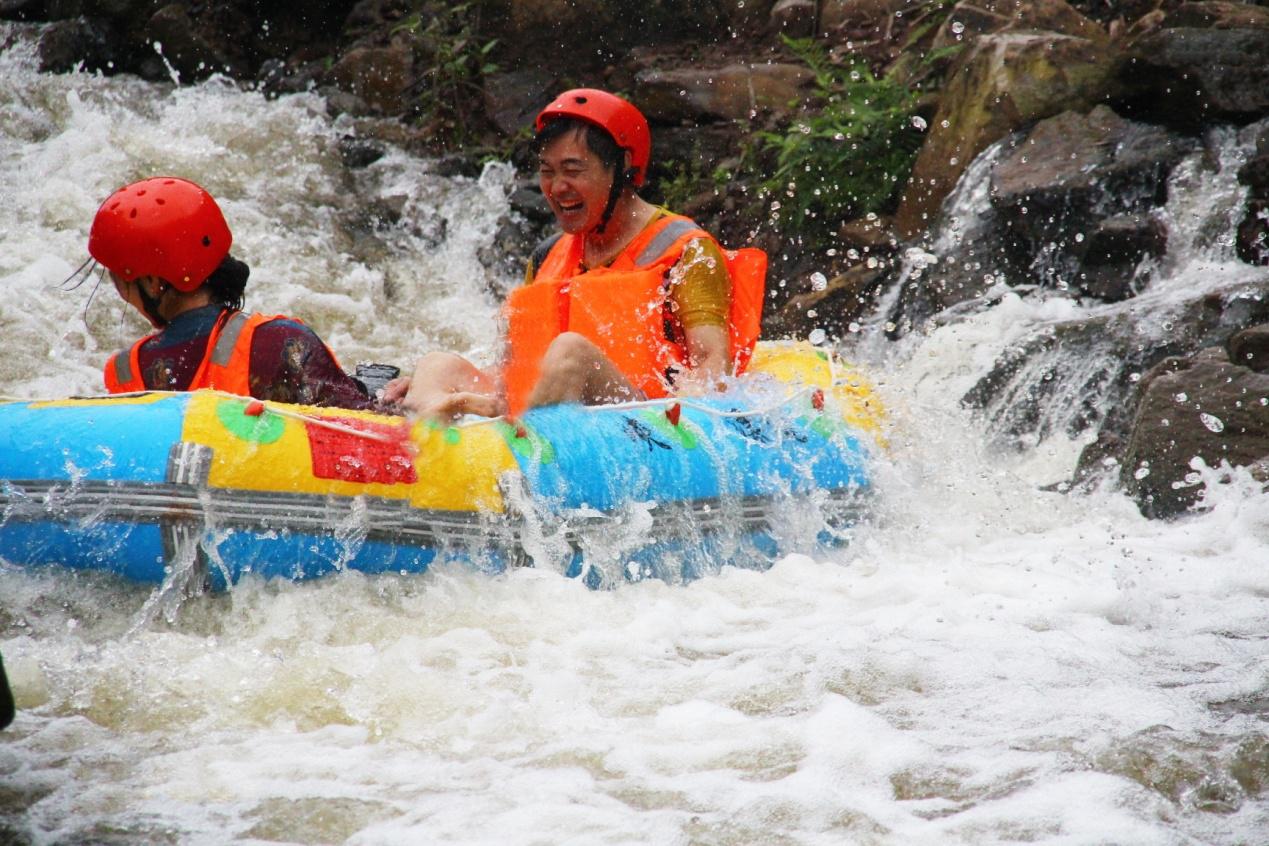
left=103, top=310, right=308, bottom=396
left=502, top=213, right=766, bottom=416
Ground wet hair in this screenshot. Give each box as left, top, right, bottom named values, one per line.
left=203, top=254, right=249, bottom=311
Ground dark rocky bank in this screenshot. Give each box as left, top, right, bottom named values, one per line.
left=5, top=0, right=1269, bottom=518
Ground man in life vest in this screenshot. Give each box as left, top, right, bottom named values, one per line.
left=392, top=88, right=765, bottom=420
left=90, top=176, right=374, bottom=409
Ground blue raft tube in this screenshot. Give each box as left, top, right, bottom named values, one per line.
left=0, top=341, right=885, bottom=590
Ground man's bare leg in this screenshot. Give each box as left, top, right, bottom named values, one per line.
left=526, top=332, right=642, bottom=409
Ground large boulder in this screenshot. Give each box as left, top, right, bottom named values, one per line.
left=37, top=15, right=117, bottom=73
left=145, top=3, right=253, bottom=80
left=326, top=42, right=414, bottom=115
left=1124, top=27, right=1269, bottom=126
left=1236, top=121, right=1269, bottom=266
left=1120, top=338, right=1269, bottom=518
left=481, top=0, right=729, bottom=74
left=482, top=67, right=558, bottom=136
left=770, top=0, right=816, bottom=37
left=894, top=106, right=1191, bottom=324
left=819, top=0, right=917, bottom=37
left=893, top=30, right=1120, bottom=237
left=767, top=263, right=888, bottom=339
left=988, top=106, right=1194, bottom=300
left=634, top=63, right=813, bottom=123
left=929, top=0, right=1107, bottom=50
left=1163, top=2, right=1269, bottom=30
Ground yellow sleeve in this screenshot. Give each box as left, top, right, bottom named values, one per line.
left=667, top=237, right=730, bottom=329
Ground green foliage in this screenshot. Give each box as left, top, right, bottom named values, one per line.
left=658, top=158, right=708, bottom=211
left=403, top=2, right=499, bottom=147
left=750, top=36, right=924, bottom=247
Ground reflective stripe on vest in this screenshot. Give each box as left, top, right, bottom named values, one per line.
left=102, top=310, right=311, bottom=397
left=111, top=348, right=134, bottom=386
left=633, top=218, right=700, bottom=267
left=112, top=350, right=132, bottom=383
left=103, top=333, right=152, bottom=393
left=210, top=311, right=249, bottom=368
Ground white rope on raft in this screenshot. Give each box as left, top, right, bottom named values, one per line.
left=451, top=388, right=827, bottom=433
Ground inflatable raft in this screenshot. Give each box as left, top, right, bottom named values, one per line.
left=0, top=342, right=883, bottom=589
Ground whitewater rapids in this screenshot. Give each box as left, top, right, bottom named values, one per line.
left=1, top=26, right=1266, bottom=845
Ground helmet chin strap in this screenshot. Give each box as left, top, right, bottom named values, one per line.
left=136, top=279, right=169, bottom=329
left=594, top=166, right=639, bottom=236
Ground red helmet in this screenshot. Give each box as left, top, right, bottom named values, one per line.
left=535, top=88, right=652, bottom=186
left=88, top=176, right=232, bottom=291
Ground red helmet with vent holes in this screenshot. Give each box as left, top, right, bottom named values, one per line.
left=535, top=89, right=651, bottom=186
left=88, top=177, right=232, bottom=291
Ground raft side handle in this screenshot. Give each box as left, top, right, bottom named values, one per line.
left=167, top=441, right=213, bottom=487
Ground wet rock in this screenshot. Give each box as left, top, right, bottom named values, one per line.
left=838, top=214, right=896, bottom=254
left=989, top=106, right=1193, bottom=299
left=893, top=30, right=1122, bottom=237
left=479, top=213, right=546, bottom=297
left=767, top=264, right=886, bottom=340
left=1237, top=201, right=1269, bottom=266
left=1237, top=154, right=1269, bottom=198
left=484, top=0, right=727, bottom=74
left=820, top=0, right=919, bottom=39
left=634, top=63, right=813, bottom=124
left=1228, top=324, right=1269, bottom=373
left=769, top=0, right=816, bottom=37
left=37, top=15, right=116, bottom=72
left=1233, top=120, right=1269, bottom=265
left=1120, top=344, right=1269, bottom=518
left=1125, top=28, right=1269, bottom=126
left=0, top=0, right=49, bottom=19
left=644, top=122, right=746, bottom=205
left=1074, top=266, right=1137, bottom=304
left=1083, top=214, right=1168, bottom=266
left=482, top=68, right=557, bottom=136
left=1164, top=1, right=1269, bottom=30
left=508, top=180, right=552, bottom=224
left=932, top=0, right=1107, bottom=50
left=145, top=3, right=250, bottom=80
left=339, top=137, right=386, bottom=169
left=327, top=42, right=413, bottom=115
left=0, top=652, right=12, bottom=730
left=341, top=0, right=411, bottom=40
left=723, top=0, right=777, bottom=34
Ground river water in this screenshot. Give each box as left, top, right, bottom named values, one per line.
left=1, top=25, right=1266, bottom=846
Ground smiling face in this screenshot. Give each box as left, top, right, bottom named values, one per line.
left=537, top=127, right=620, bottom=236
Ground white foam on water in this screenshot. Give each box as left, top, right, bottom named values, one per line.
left=1, top=24, right=1267, bottom=846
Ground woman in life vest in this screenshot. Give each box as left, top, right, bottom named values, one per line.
left=90, top=176, right=373, bottom=409
left=391, top=88, right=763, bottom=420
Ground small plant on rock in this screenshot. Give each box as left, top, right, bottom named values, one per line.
left=750, top=36, right=924, bottom=248
left=397, top=2, right=499, bottom=148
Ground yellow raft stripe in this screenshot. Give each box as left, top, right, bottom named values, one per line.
left=179, top=392, right=516, bottom=513
left=747, top=340, right=888, bottom=447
